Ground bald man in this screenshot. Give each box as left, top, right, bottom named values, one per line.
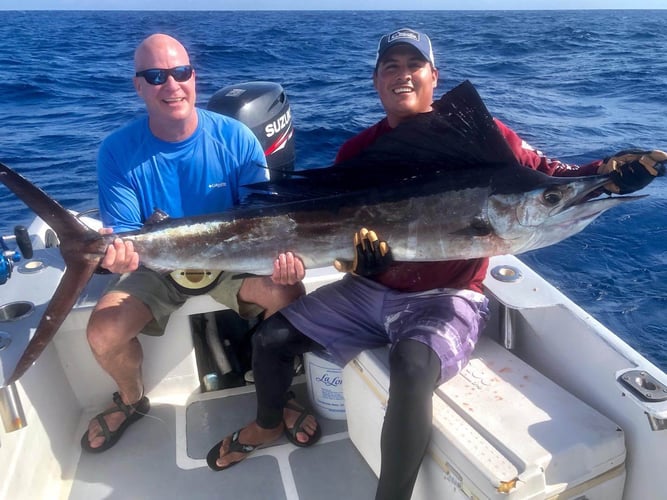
left=81, top=34, right=307, bottom=453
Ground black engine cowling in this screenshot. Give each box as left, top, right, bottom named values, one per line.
left=207, top=81, right=295, bottom=180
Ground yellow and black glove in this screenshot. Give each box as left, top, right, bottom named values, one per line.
left=598, top=149, right=667, bottom=194
left=334, top=228, right=394, bottom=277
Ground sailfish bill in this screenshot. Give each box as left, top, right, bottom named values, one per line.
left=0, top=80, right=645, bottom=384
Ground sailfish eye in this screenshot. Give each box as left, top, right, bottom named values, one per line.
left=543, top=188, right=563, bottom=205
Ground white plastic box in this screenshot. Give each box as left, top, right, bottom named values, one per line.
left=343, top=336, right=626, bottom=499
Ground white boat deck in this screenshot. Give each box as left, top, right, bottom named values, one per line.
left=69, top=382, right=375, bottom=500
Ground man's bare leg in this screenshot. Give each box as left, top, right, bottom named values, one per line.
left=83, top=291, right=153, bottom=450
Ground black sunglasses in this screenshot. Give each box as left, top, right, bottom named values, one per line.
left=135, top=65, right=194, bottom=85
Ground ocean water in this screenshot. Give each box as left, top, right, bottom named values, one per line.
left=0, top=10, right=666, bottom=369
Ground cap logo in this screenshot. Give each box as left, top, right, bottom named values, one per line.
left=388, top=29, right=420, bottom=43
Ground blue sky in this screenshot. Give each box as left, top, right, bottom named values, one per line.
left=1, top=0, right=665, bottom=9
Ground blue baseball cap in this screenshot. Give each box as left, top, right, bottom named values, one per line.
left=375, top=28, right=436, bottom=68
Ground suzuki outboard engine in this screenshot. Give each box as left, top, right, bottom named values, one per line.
left=207, top=81, right=295, bottom=180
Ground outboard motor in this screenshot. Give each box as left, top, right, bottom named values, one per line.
left=207, top=81, right=295, bottom=180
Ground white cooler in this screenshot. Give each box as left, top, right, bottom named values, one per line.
left=343, top=336, right=626, bottom=499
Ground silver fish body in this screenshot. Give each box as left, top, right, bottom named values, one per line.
left=114, top=165, right=639, bottom=275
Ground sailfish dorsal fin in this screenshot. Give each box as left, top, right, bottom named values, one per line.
left=242, top=80, right=518, bottom=206
left=344, top=79, right=517, bottom=173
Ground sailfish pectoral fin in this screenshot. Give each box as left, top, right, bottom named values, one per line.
left=7, top=259, right=99, bottom=385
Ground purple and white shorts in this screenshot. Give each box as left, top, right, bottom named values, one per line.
left=281, top=274, right=489, bottom=383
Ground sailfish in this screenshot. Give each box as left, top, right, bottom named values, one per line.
left=0, top=80, right=647, bottom=385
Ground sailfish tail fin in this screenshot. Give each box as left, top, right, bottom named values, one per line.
left=0, top=162, right=105, bottom=384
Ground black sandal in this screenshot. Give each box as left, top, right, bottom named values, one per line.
left=206, top=429, right=263, bottom=471
left=80, top=391, right=150, bottom=453
left=283, top=391, right=322, bottom=448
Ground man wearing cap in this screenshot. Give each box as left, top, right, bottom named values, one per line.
left=207, top=27, right=666, bottom=499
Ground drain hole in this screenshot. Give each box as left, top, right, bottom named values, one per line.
left=0, top=301, right=34, bottom=322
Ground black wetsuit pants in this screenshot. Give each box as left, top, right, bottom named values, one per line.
left=252, top=312, right=442, bottom=500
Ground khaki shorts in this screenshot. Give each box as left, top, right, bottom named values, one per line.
left=109, top=266, right=264, bottom=336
